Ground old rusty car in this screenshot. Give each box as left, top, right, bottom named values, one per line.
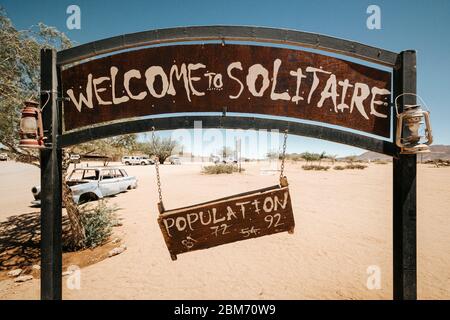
left=31, top=167, right=138, bottom=205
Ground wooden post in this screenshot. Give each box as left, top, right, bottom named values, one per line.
left=40, top=49, right=62, bottom=300
left=393, top=50, right=417, bottom=300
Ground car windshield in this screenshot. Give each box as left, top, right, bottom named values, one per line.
left=69, top=169, right=99, bottom=181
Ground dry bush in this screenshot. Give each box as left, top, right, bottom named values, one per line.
left=202, top=164, right=243, bottom=174
left=432, top=159, right=450, bottom=168
left=333, top=164, right=368, bottom=170
left=301, top=165, right=330, bottom=171
left=345, top=164, right=368, bottom=170
left=374, top=160, right=389, bottom=165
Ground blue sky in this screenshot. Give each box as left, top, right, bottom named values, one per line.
left=2, top=0, right=450, bottom=157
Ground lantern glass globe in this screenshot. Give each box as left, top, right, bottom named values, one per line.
left=20, top=117, right=38, bottom=134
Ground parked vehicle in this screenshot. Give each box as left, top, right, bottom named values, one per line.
left=169, top=156, right=181, bottom=165
left=69, top=154, right=81, bottom=163
left=0, top=153, right=8, bottom=161
left=139, top=156, right=154, bottom=165
left=210, top=155, right=221, bottom=164
left=31, top=167, right=138, bottom=205
left=210, top=154, right=237, bottom=164
left=223, top=156, right=238, bottom=164
left=121, top=156, right=153, bottom=165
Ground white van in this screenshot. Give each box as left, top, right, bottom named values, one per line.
left=121, top=156, right=153, bottom=165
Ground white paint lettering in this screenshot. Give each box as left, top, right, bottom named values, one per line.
left=370, top=87, right=390, bottom=118
left=66, top=73, right=93, bottom=111
left=227, top=62, right=244, bottom=99
left=270, top=59, right=290, bottom=101
left=350, top=83, right=370, bottom=119
left=110, top=67, right=129, bottom=104
left=123, top=69, right=147, bottom=100
left=246, top=64, right=270, bottom=97
left=145, top=66, right=169, bottom=98
left=306, top=67, right=331, bottom=104
left=93, top=76, right=111, bottom=105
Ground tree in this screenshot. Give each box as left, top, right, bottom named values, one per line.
left=145, top=136, right=178, bottom=163
left=326, top=154, right=337, bottom=165
left=0, top=7, right=85, bottom=248
left=73, top=134, right=138, bottom=161
left=266, top=151, right=279, bottom=160
left=0, top=8, right=71, bottom=148
left=318, top=151, right=326, bottom=166
left=221, top=146, right=233, bottom=158
left=345, top=155, right=358, bottom=164
left=300, top=152, right=320, bottom=164
left=62, top=153, right=85, bottom=248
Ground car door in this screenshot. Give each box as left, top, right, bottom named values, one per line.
left=119, top=169, right=134, bottom=190
left=114, top=169, right=127, bottom=191
left=98, top=169, right=117, bottom=196
left=109, top=169, right=124, bottom=194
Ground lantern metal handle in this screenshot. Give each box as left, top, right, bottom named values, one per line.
left=423, top=111, right=433, bottom=146
left=395, top=112, right=405, bottom=147
left=394, top=93, right=429, bottom=115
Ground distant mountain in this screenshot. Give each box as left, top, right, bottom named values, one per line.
left=355, top=145, right=450, bottom=161
left=355, top=151, right=391, bottom=161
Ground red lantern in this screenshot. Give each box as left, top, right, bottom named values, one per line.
left=19, top=100, right=45, bottom=149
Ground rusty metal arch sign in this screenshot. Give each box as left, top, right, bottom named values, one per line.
left=40, top=26, right=418, bottom=300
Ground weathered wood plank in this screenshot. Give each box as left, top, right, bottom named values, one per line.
left=393, top=50, right=417, bottom=300
left=157, top=185, right=295, bottom=259
left=40, top=49, right=63, bottom=300
left=61, top=44, right=391, bottom=137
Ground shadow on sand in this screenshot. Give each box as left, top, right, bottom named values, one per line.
left=0, top=212, right=71, bottom=270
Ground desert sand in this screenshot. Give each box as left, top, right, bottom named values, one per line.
left=0, top=160, right=449, bottom=299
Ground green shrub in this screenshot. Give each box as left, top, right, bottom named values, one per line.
left=301, top=165, right=330, bottom=171
left=80, top=201, right=119, bottom=248
left=202, top=164, right=243, bottom=174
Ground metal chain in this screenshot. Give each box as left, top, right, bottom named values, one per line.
left=151, top=127, right=163, bottom=204
left=279, top=129, right=288, bottom=180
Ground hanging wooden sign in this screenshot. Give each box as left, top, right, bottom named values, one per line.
left=157, top=184, right=295, bottom=260
left=61, top=44, right=392, bottom=137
